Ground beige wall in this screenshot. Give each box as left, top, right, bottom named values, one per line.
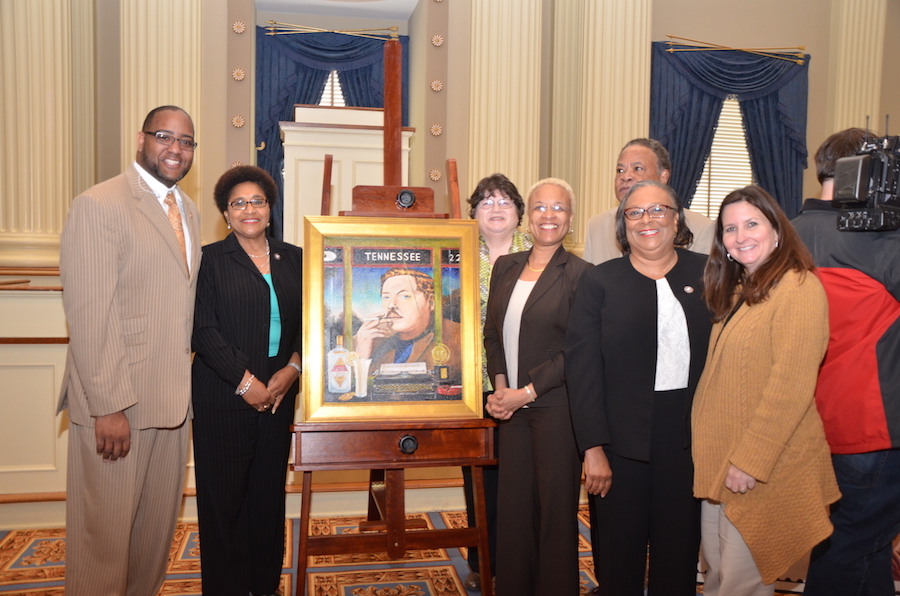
left=881, top=0, right=900, bottom=134
left=95, top=0, right=122, bottom=185
left=3, top=0, right=898, bottom=266
left=196, top=0, right=233, bottom=244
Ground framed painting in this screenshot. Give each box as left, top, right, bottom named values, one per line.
left=302, top=216, right=482, bottom=421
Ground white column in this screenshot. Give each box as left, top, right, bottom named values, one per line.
left=573, top=0, right=652, bottom=248
left=467, top=0, right=543, bottom=192
left=120, top=0, right=202, bottom=200
left=550, top=0, right=585, bottom=194
left=0, top=0, right=202, bottom=269
left=72, top=0, right=96, bottom=200
left=0, top=0, right=84, bottom=267
left=827, top=0, right=887, bottom=132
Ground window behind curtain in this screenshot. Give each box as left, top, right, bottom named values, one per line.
left=319, top=70, right=346, bottom=107
left=691, top=97, right=754, bottom=219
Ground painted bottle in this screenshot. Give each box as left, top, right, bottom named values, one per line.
left=326, top=335, right=352, bottom=393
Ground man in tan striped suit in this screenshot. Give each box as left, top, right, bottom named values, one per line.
left=58, top=106, right=201, bottom=596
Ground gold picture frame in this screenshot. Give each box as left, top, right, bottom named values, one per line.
left=302, top=216, right=482, bottom=421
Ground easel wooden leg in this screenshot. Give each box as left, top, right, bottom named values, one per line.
left=295, top=471, right=313, bottom=596
left=472, top=465, right=493, bottom=596
left=360, top=468, right=425, bottom=539
left=383, top=469, right=407, bottom=558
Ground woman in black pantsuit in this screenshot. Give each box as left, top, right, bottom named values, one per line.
left=191, top=166, right=302, bottom=596
left=565, top=180, right=711, bottom=596
left=484, top=178, right=592, bottom=596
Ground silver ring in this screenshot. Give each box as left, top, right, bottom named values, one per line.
left=740, top=488, right=747, bottom=494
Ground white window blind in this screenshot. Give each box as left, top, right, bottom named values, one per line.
left=690, top=97, right=754, bottom=219
left=319, top=70, right=346, bottom=107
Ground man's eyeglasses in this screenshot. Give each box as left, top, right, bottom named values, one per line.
left=479, top=198, right=515, bottom=210
left=623, top=204, right=673, bottom=220
left=143, top=131, right=198, bottom=151
left=228, top=199, right=268, bottom=210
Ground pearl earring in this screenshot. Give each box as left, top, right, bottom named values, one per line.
left=726, top=253, right=733, bottom=262
left=227, top=222, right=231, bottom=230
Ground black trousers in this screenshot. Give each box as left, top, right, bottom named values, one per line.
left=495, top=404, right=581, bottom=596
left=192, top=388, right=296, bottom=596
left=591, top=389, right=701, bottom=596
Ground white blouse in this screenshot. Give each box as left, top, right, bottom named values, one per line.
left=654, top=277, right=690, bottom=391
left=502, top=279, right=537, bottom=390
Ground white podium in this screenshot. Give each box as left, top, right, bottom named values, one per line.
left=280, top=105, right=414, bottom=247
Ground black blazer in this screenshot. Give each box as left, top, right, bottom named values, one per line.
left=564, top=248, right=711, bottom=460
left=192, top=233, right=303, bottom=410
left=484, top=245, right=592, bottom=408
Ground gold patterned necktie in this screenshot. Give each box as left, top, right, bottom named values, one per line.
left=163, top=192, right=188, bottom=270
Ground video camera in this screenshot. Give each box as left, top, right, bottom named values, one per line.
left=833, top=135, right=900, bottom=231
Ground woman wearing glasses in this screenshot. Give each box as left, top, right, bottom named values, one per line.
left=565, top=180, right=712, bottom=596
left=484, top=178, right=591, bottom=595
left=460, top=174, right=532, bottom=592
left=191, top=166, right=302, bottom=596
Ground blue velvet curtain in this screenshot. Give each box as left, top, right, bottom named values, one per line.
left=255, top=30, right=410, bottom=237
left=649, top=42, right=810, bottom=217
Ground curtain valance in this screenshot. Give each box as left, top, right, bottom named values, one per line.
left=650, top=42, right=810, bottom=217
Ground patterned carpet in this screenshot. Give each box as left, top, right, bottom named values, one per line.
left=0, top=505, right=815, bottom=595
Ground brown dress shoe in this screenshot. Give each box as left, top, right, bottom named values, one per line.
left=464, top=571, right=481, bottom=591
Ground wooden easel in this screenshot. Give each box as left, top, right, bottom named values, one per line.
left=291, top=420, right=496, bottom=596
left=292, top=38, right=494, bottom=596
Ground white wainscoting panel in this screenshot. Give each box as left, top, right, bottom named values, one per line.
left=0, top=345, right=68, bottom=493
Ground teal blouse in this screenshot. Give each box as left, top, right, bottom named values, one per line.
left=262, top=273, right=281, bottom=357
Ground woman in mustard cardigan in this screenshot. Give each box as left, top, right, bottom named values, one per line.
left=692, top=186, right=839, bottom=594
